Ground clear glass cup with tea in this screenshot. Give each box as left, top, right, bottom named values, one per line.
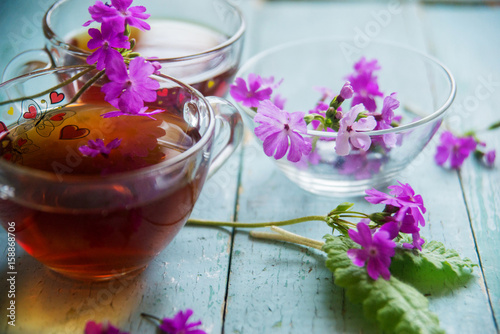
left=0, top=65, right=243, bottom=280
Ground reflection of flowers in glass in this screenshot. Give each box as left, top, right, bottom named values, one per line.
left=160, top=309, right=207, bottom=334
left=230, top=74, right=274, bottom=108
left=79, top=138, right=121, bottom=157
left=113, top=117, right=166, bottom=158
left=254, top=100, right=311, bottom=162
left=335, top=104, right=377, bottom=156
left=434, top=131, right=477, bottom=169
left=347, top=222, right=396, bottom=280
left=84, top=0, right=151, bottom=32
left=337, top=154, right=382, bottom=180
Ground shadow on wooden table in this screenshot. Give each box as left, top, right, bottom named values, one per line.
left=0, top=251, right=147, bottom=333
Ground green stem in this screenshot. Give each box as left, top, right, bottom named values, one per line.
left=66, top=70, right=105, bottom=106
left=187, top=215, right=327, bottom=228
left=0, top=66, right=95, bottom=107
left=140, top=313, right=161, bottom=323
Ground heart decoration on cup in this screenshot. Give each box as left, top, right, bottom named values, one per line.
left=50, top=91, right=65, bottom=104
left=59, top=125, right=90, bottom=140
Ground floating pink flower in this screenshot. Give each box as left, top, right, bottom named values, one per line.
left=435, top=131, right=477, bottom=169
left=79, top=138, right=121, bottom=157
left=347, top=222, right=396, bottom=280
left=254, top=100, right=311, bottom=162
left=335, top=104, right=377, bottom=156
left=84, top=0, right=151, bottom=32
left=86, top=22, right=130, bottom=70
left=372, top=93, right=400, bottom=148
left=102, top=56, right=160, bottom=113
left=230, top=74, right=273, bottom=108
left=160, top=309, right=206, bottom=334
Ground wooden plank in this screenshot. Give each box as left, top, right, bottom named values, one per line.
left=223, top=1, right=496, bottom=333
left=420, top=5, right=500, bottom=327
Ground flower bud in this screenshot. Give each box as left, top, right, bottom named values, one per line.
left=340, top=81, right=354, bottom=99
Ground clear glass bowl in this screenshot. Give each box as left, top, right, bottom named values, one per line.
left=234, top=38, right=456, bottom=197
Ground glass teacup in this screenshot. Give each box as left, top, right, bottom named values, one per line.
left=0, top=65, right=243, bottom=280
left=3, top=0, right=245, bottom=97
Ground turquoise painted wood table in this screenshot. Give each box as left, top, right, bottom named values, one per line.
left=0, top=1, right=499, bottom=333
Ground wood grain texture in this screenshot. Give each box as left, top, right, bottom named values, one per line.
left=421, top=5, right=500, bottom=328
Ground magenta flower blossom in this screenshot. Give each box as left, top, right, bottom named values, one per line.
left=347, top=58, right=384, bottom=112
left=435, top=131, right=477, bottom=169
left=84, top=0, right=151, bottom=32
left=353, top=57, right=381, bottom=73
left=484, top=149, right=496, bottom=167
left=366, top=181, right=426, bottom=227
left=84, top=321, right=129, bottom=334
left=230, top=74, right=273, bottom=108
left=335, top=104, right=377, bottom=156
left=347, top=222, right=396, bottom=280
left=86, top=22, right=130, bottom=70
left=102, top=56, right=160, bottom=112
left=254, top=100, right=311, bottom=162
left=159, top=309, right=206, bottom=334
left=365, top=182, right=427, bottom=250
left=79, top=138, right=121, bottom=157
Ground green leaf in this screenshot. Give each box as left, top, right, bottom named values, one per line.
left=322, top=234, right=445, bottom=334
left=390, top=239, right=476, bottom=294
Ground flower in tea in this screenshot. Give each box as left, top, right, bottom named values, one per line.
left=159, top=309, right=207, bottom=334
left=254, top=100, right=311, bottom=162
left=335, top=104, right=377, bottom=156
left=102, top=56, right=160, bottom=114
left=87, top=22, right=131, bottom=70
left=79, top=138, right=121, bottom=158
left=230, top=73, right=274, bottom=108
left=434, top=131, right=477, bottom=169
left=84, top=321, right=129, bottom=334
left=84, top=0, right=151, bottom=32
left=347, top=222, right=396, bottom=280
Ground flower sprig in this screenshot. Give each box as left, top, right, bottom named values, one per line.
left=83, top=0, right=164, bottom=119
left=230, top=57, right=402, bottom=163
left=187, top=181, right=476, bottom=333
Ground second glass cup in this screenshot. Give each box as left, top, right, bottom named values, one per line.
left=3, top=0, right=245, bottom=97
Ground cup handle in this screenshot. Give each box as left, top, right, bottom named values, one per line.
left=2, top=48, right=54, bottom=82
left=205, top=96, right=244, bottom=178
